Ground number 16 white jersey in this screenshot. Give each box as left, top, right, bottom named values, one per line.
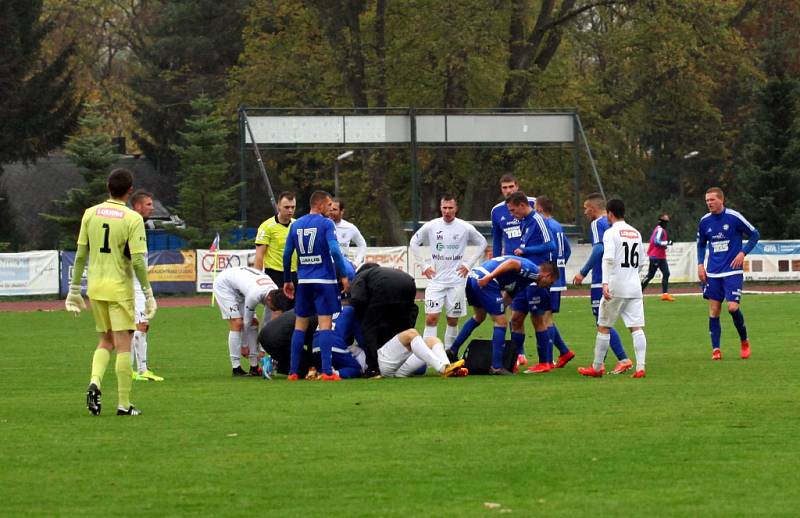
left=602, top=221, right=643, bottom=298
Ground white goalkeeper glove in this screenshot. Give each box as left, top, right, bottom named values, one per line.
left=65, top=285, right=86, bottom=314
left=143, top=287, right=157, bottom=320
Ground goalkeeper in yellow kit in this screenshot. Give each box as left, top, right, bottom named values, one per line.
left=65, top=168, right=157, bottom=416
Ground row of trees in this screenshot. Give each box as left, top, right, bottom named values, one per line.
left=2, top=0, right=800, bottom=249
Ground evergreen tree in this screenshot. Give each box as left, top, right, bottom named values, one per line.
left=41, top=103, right=120, bottom=248
left=733, top=1, right=800, bottom=238
left=171, top=95, right=240, bottom=248
left=0, top=0, right=80, bottom=170
left=128, top=0, right=248, bottom=188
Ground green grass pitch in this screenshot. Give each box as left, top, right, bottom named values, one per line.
left=1, top=294, right=798, bottom=516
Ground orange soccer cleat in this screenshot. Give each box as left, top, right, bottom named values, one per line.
left=321, top=371, right=341, bottom=381
left=517, top=354, right=528, bottom=367
left=578, top=366, right=605, bottom=377
left=661, top=293, right=675, bottom=302
left=555, top=350, right=575, bottom=368
left=287, top=373, right=299, bottom=381
left=631, top=370, right=646, bottom=379
left=712, top=348, right=722, bottom=360
left=525, top=362, right=554, bottom=374
left=740, top=340, right=751, bottom=359
left=610, top=359, right=633, bottom=375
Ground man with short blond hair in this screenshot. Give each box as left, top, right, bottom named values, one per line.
left=697, top=187, right=760, bottom=360
left=129, top=190, right=163, bottom=382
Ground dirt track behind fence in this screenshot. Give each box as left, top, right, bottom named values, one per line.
left=2, top=284, right=798, bottom=313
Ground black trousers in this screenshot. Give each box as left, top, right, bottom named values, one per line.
left=641, top=258, right=670, bottom=293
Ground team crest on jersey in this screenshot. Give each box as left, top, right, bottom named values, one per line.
left=452, top=234, right=460, bottom=241
left=96, top=207, right=124, bottom=219
left=723, top=224, right=729, bottom=230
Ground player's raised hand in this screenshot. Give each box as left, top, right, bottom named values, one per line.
left=64, top=284, right=86, bottom=314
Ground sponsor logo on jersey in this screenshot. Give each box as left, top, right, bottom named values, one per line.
left=620, top=229, right=639, bottom=239
left=435, top=231, right=444, bottom=241
left=299, top=255, right=323, bottom=265
left=435, top=243, right=461, bottom=251
left=96, top=207, right=124, bottom=219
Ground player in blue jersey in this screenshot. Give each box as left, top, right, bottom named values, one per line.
left=533, top=196, right=575, bottom=370
left=506, top=192, right=557, bottom=373
left=283, top=190, right=350, bottom=381
left=572, top=193, right=633, bottom=374
left=491, top=174, right=537, bottom=258
left=449, top=256, right=558, bottom=375
left=697, top=187, right=760, bottom=360
left=490, top=174, right=536, bottom=365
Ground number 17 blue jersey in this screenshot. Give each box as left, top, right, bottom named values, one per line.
left=284, top=214, right=338, bottom=284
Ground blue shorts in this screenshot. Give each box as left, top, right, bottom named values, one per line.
left=295, top=283, right=341, bottom=317
left=548, top=289, right=562, bottom=313
left=703, top=275, right=743, bottom=303
left=526, top=285, right=552, bottom=315
left=465, top=276, right=506, bottom=316
left=511, top=288, right=528, bottom=313
left=591, top=287, right=603, bottom=321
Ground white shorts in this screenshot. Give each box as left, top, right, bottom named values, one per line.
left=377, top=336, right=426, bottom=377
left=134, top=290, right=148, bottom=325
left=424, top=283, right=466, bottom=318
left=213, top=283, right=243, bottom=320
left=597, top=297, right=645, bottom=328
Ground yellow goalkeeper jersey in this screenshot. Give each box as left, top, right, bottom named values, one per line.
left=255, top=216, right=297, bottom=271
left=77, top=200, right=147, bottom=301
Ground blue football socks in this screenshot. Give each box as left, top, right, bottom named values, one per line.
left=450, top=317, right=480, bottom=354
left=511, top=331, right=525, bottom=358
left=709, top=316, right=721, bottom=349
left=609, top=327, right=628, bottom=360
left=491, top=326, right=506, bottom=369
left=289, top=329, right=305, bottom=375
left=730, top=309, right=748, bottom=341
left=550, top=325, right=569, bottom=355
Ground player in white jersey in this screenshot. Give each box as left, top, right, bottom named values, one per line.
left=212, top=266, right=290, bottom=376
left=578, top=199, right=647, bottom=378
left=409, top=195, right=487, bottom=349
left=130, top=191, right=164, bottom=382
left=328, top=198, right=367, bottom=266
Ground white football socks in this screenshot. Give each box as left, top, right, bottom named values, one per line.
left=632, top=329, right=647, bottom=371
left=593, top=332, right=611, bottom=371
left=132, top=330, right=148, bottom=374
left=410, top=336, right=447, bottom=373
left=423, top=325, right=438, bottom=339
left=444, top=325, right=458, bottom=348
left=431, top=341, right=450, bottom=365
left=228, top=331, right=242, bottom=368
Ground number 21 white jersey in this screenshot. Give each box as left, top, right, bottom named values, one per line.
left=602, top=221, right=643, bottom=298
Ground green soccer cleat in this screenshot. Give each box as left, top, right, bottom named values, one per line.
left=139, top=370, right=164, bottom=381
